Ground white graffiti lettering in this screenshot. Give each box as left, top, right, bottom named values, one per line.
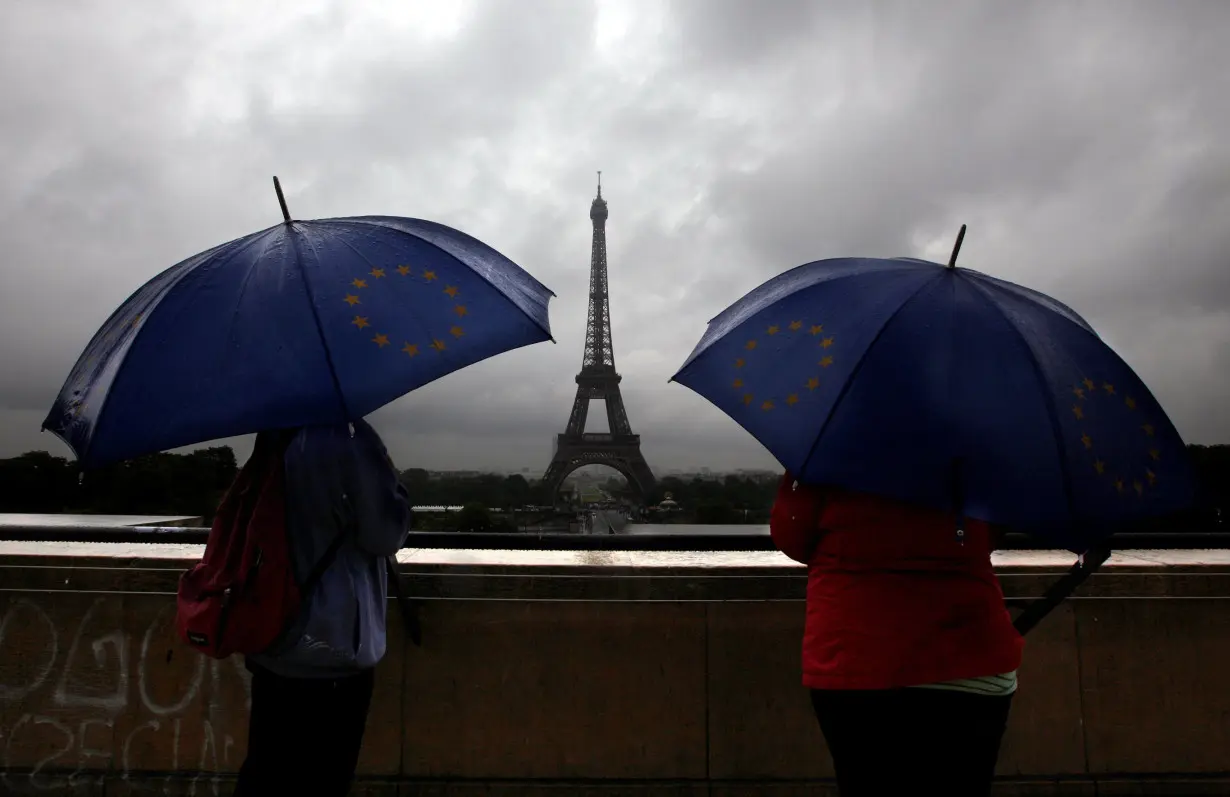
left=139, top=604, right=204, bottom=716
left=0, top=595, right=248, bottom=787
left=0, top=600, right=58, bottom=701
left=53, top=598, right=129, bottom=712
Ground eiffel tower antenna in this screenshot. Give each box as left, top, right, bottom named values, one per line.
left=542, top=176, right=656, bottom=504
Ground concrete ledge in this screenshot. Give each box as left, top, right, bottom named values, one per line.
left=2, top=544, right=1229, bottom=601
left=3, top=774, right=1230, bottom=796
left=1, top=544, right=1228, bottom=794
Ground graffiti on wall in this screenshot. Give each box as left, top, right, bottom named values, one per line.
left=0, top=594, right=251, bottom=794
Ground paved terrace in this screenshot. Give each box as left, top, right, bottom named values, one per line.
left=0, top=539, right=1227, bottom=795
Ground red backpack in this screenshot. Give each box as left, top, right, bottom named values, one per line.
left=176, top=431, right=340, bottom=659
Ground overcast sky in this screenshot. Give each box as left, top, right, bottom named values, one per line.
left=1, top=0, right=1227, bottom=474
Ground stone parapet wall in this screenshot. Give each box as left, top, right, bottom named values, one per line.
left=0, top=543, right=1227, bottom=796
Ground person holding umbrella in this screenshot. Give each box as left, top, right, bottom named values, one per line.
left=41, top=179, right=556, bottom=794
left=768, top=474, right=1021, bottom=794
left=672, top=229, right=1194, bottom=795
left=223, top=418, right=411, bottom=795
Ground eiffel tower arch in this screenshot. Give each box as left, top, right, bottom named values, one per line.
left=543, top=175, right=656, bottom=504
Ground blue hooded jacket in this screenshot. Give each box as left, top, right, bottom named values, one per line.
left=248, top=419, right=411, bottom=678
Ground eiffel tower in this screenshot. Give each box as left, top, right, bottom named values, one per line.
left=542, top=175, right=656, bottom=503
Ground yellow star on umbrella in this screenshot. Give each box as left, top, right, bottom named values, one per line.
left=1075, top=375, right=1167, bottom=500
left=343, top=257, right=485, bottom=367
left=734, top=320, right=830, bottom=414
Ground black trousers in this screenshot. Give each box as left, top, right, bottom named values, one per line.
left=811, top=687, right=1013, bottom=797
left=233, top=662, right=375, bottom=796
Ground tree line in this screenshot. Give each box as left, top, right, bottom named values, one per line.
left=0, top=448, right=238, bottom=523
left=0, top=445, right=1226, bottom=530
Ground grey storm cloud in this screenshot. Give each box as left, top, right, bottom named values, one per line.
left=0, top=0, right=1226, bottom=474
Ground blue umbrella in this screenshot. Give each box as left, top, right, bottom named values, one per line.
left=671, top=230, right=1194, bottom=549
left=44, top=178, right=554, bottom=468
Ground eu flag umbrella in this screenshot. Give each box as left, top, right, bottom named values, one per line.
left=43, top=178, right=555, bottom=468
left=671, top=229, right=1194, bottom=550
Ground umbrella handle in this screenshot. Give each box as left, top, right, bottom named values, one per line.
left=386, top=556, right=422, bottom=647
left=1009, top=544, right=1112, bottom=635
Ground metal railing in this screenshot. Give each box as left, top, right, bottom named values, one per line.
left=0, top=524, right=1227, bottom=550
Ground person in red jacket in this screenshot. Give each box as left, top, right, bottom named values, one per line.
left=770, top=473, right=1023, bottom=797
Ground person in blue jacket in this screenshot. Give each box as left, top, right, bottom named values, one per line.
left=234, top=418, right=411, bottom=796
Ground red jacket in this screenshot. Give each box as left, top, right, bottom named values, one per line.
left=770, top=474, right=1023, bottom=691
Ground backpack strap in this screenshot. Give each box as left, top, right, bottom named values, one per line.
left=299, top=529, right=349, bottom=599
left=385, top=556, right=422, bottom=647
left=1011, top=544, right=1112, bottom=635
left=304, top=502, right=421, bottom=647
left=258, top=525, right=350, bottom=657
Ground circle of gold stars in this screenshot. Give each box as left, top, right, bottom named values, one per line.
left=732, top=320, right=834, bottom=411
left=1071, top=377, right=1161, bottom=498
left=343, top=264, right=469, bottom=358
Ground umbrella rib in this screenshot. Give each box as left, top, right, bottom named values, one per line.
left=966, top=279, right=1079, bottom=538
left=796, top=271, right=942, bottom=480
left=44, top=255, right=195, bottom=432
left=51, top=255, right=202, bottom=445
left=69, top=230, right=274, bottom=465
left=964, top=270, right=1097, bottom=337
left=215, top=227, right=285, bottom=392
left=289, top=225, right=354, bottom=420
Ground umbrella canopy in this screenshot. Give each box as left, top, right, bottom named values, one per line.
left=44, top=212, right=554, bottom=468
left=671, top=253, right=1193, bottom=549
